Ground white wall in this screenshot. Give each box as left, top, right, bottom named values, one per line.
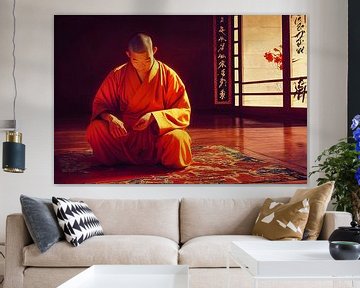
left=0, top=0, right=348, bottom=242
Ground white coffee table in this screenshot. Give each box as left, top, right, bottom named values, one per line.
left=228, top=241, right=360, bottom=288
left=57, top=265, right=189, bottom=288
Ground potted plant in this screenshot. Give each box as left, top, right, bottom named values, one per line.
left=309, top=115, right=360, bottom=222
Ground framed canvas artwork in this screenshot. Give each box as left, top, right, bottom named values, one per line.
left=54, top=15, right=307, bottom=184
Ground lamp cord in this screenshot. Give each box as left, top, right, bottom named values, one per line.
left=0, top=251, right=3, bottom=284
left=12, top=0, right=17, bottom=129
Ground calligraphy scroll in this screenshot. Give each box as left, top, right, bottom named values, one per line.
left=290, top=15, right=307, bottom=108
left=293, top=15, right=306, bottom=54
left=213, top=16, right=232, bottom=105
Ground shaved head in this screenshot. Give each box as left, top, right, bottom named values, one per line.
left=128, top=33, right=153, bottom=53
left=126, top=33, right=158, bottom=73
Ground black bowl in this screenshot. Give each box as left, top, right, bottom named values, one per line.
left=329, top=241, right=360, bottom=260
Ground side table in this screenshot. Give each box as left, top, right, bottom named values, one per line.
left=58, top=265, right=189, bottom=288
left=227, top=240, right=360, bottom=288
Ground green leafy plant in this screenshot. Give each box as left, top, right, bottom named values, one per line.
left=309, top=115, right=360, bottom=222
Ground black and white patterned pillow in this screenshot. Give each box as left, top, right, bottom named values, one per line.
left=52, top=197, right=104, bottom=247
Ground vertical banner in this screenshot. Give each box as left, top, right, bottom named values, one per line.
left=213, top=16, right=232, bottom=105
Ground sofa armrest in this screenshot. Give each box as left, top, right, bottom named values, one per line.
left=318, top=211, right=352, bottom=240
left=4, top=213, right=33, bottom=288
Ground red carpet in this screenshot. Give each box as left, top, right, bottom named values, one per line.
left=54, top=145, right=306, bottom=184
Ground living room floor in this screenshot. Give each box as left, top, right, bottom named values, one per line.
left=54, top=114, right=307, bottom=184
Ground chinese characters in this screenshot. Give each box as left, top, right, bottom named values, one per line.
left=293, top=78, right=307, bottom=103
left=214, top=16, right=231, bottom=104
left=293, top=16, right=306, bottom=54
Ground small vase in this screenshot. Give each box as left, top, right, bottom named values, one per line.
left=329, top=241, right=360, bottom=260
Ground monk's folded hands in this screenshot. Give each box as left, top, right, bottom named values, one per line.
left=132, top=113, right=155, bottom=131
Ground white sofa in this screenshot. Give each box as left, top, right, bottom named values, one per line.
left=4, top=198, right=352, bottom=288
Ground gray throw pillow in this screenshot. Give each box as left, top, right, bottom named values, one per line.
left=20, top=195, right=64, bottom=253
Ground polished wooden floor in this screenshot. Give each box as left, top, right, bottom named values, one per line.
left=55, top=114, right=307, bottom=175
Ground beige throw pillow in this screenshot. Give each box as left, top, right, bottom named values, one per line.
left=252, top=198, right=310, bottom=240
left=289, top=181, right=334, bottom=240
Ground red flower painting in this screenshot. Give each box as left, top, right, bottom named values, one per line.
left=264, top=46, right=283, bottom=70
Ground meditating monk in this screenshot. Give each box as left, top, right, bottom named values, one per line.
left=86, top=33, right=192, bottom=169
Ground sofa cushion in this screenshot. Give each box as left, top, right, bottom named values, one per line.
left=179, top=235, right=267, bottom=268
left=252, top=198, right=310, bottom=240
left=72, top=198, right=179, bottom=243
left=52, top=197, right=104, bottom=247
left=290, top=181, right=334, bottom=240
left=20, top=195, right=64, bottom=253
left=23, top=235, right=178, bottom=267
left=180, top=198, right=289, bottom=243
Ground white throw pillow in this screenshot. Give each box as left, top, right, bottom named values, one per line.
left=52, top=197, right=103, bottom=247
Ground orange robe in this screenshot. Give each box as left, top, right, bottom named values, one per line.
left=86, top=60, right=192, bottom=169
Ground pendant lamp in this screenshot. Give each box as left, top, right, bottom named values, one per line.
left=1, top=0, right=26, bottom=173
